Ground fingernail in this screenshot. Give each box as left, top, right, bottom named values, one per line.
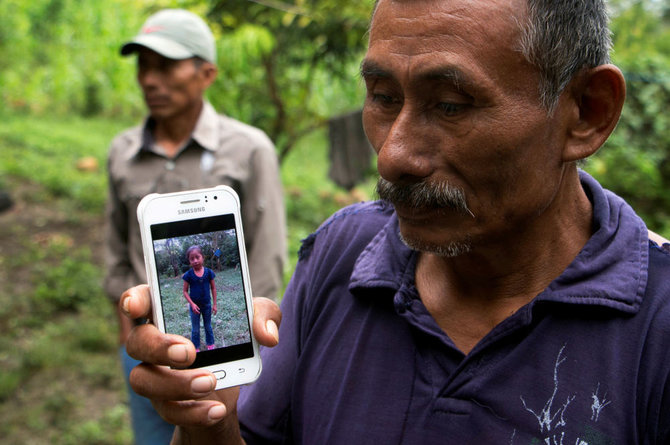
left=266, top=320, right=279, bottom=343
left=192, top=375, right=215, bottom=394
left=208, top=404, right=226, bottom=421
left=121, top=296, right=130, bottom=314
left=167, top=344, right=189, bottom=363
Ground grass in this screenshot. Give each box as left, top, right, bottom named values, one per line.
left=0, top=112, right=123, bottom=214
left=0, top=227, right=127, bottom=445
left=0, top=110, right=376, bottom=444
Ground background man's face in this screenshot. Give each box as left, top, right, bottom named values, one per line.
left=362, top=0, right=569, bottom=255
left=136, top=48, right=206, bottom=121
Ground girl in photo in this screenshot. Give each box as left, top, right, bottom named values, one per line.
left=182, top=245, right=217, bottom=351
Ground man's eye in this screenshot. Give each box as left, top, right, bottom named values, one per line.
left=437, top=102, right=466, bottom=116
left=372, top=93, right=399, bottom=106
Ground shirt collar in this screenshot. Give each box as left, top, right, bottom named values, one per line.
left=539, top=170, right=648, bottom=313
left=350, top=170, right=649, bottom=314
left=189, top=101, right=221, bottom=153
left=128, top=101, right=220, bottom=159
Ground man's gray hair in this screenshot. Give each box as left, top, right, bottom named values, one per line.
left=519, top=0, right=612, bottom=111
left=370, top=0, right=613, bottom=112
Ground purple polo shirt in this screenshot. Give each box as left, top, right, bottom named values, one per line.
left=239, top=171, right=670, bottom=444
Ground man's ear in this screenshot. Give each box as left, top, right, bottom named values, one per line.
left=199, top=62, right=218, bottom=89
left=562, top=64, right=626, bottom=162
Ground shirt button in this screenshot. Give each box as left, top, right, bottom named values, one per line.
left=166, top=160, right=176, bottom=171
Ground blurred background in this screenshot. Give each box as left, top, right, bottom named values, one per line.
left=0, top=0, right=668, bottom=443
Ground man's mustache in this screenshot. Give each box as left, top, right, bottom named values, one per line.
left=376, top=178, right=474, bottom=218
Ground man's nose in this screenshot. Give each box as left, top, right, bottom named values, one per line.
left=137, top=67, right=160, bottom=89
left=376, top=107, right=434, bottom=184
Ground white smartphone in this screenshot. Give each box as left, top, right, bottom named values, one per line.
left=137, top=185, right=261, bottom=389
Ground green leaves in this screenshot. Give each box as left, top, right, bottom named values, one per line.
left=0, top=0, right=144, bottom=118
left=204, top=0, right=373, bottom=160
left=585, top=1, right=670, bottom=235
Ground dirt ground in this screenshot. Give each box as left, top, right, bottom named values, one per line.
left=0, top=182, right=106, bottom=295
left=0, top=181, right=132, bottom=444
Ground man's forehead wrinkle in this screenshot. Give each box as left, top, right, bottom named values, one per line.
left=364, top=0, right=525, bottom=96
left=371, top=11, right=472, bottom=41
left=368, top=7, right=507, bottom=61
left=367, top=28, right=473, bottom=65
left=371, top=0, right=521, bottom=48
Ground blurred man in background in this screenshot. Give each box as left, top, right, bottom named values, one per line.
left=104, top=9, right=286, bottom=444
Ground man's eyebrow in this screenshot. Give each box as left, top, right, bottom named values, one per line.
left=360, top=59, right=391, bottom=79
left=361, top=59, right=474, bottom=91
left=424, top=67, right=464, bottom=82
left=422, top=67, right=474, bottom=91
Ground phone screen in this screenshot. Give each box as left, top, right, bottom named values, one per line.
left=149, top=214, right=254, bottom=368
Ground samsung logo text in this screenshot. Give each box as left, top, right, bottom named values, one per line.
left=178, top=207, right=206, bottom=215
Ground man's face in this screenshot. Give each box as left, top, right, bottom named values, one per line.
left=136, top=48, right=209, bottom=121
left=362, top=0, right=570, bottom=255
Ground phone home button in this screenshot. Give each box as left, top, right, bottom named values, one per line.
left=213, top=370, right=226, bottom=381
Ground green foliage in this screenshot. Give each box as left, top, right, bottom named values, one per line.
left=154, top=231, right=241, bottom=277
left=584, top=0, right=670, bottom=235
left=0, top=0, right=145, bottom=118
left=0, top=280, right=122, bottom=441
left=206, top=0, right=372, bottom=160
left=60, top=404, right=133, bottom=445
left=33, top=248, right=103, bottom=312
left=0, top=112, right=126, bottom=214
left=0, top=363, right=22, bottom=401
left=0, top=172, right=125, bottom=442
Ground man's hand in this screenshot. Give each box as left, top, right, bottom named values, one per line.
left=120, top=285, right=281, bottom=443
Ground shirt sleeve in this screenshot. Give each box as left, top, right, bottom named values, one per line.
left=240, top=143, right=287, bottom=300
left=103, top=158, right=134, bottom=304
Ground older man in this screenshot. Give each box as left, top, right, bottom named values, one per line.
left=122, top=1, right=670, bottom=444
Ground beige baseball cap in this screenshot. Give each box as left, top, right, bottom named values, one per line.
left=121, top=9, right=216, bottom=64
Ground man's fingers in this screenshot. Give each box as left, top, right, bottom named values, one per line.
left=153, top=386, right=240, bottom=428
left=131, top=365, right=240, bottom=428
left=153, top=399, right=228, bottom=428
left=130, top=363, right=215, bottom=400
left=126, top=323, right=196, bottom=368
left=120, top=284, right=152, bottom=319
left=252, top=297, right=282, bottom=347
